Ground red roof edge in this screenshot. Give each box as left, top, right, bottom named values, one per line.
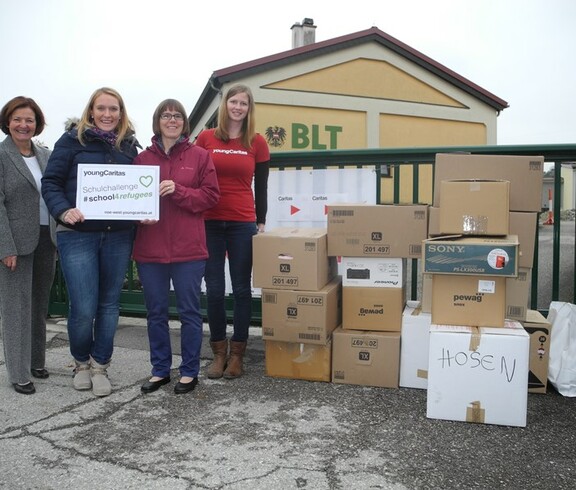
left=212, top=26, right=509, bottom=111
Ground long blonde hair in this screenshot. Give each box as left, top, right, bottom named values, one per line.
left=76, top=87, right=135, bottom=149
left=214, top=84, right=256, bottom=149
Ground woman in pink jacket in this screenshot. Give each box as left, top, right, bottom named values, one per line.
left=133, top=99, right=219, bottom=394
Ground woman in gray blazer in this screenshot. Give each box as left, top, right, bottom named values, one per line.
left=0, top=96, right=57, bottom=395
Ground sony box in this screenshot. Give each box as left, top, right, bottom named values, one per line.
left=253, top=227, right=337, bottom=291
left=422, top=235, right=519, bottom=277
left=427, top=321, right=530, bottom=427
left=264, top=339, right=332, bottom=382
left=331, top=327, right=400, bottom=388
left=327, top=204, right=428, bottom=259
left=261, top=277, right=342, bottom=345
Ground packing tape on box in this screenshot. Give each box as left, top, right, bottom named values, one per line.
left=469, top=327, right=481, bottom=352
left=417, top=369, right=428, bottom=379
left=466, top=401, right=485, bottom=424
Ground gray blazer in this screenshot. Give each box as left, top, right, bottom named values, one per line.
left=0, top=136, right=56, bottom=259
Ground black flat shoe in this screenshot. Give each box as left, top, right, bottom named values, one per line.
left=141, top=377, right=170, bottom=393
left=31, top=368, right=49, bottom=379
left=174, top=377, right=198, bottom=394
left=13, top=382, right=36, bottom=395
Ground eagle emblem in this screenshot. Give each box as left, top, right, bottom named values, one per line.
left=265, top=126, right=287, bottom=148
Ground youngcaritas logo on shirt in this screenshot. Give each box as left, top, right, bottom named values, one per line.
left=213, top=149, right=248, bottom=155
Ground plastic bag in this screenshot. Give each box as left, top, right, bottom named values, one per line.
left=547, top=302, right=576, bottom=397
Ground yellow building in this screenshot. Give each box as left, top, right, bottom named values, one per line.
left=189, top=20, right=509, bottom=203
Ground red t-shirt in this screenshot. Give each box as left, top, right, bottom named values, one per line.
left=195, top=129, right=270, bottom=222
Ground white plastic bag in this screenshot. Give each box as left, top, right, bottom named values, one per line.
left=547, top=301, right=576, bottom=397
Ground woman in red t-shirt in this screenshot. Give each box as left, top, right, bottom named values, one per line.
left=196, top=84, right=270, bottom=379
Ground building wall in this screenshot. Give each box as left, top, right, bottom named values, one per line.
left=191, top=41, right=501, bottom=204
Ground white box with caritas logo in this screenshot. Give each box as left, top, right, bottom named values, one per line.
left=431, top=274, right=506, bottom=327
left=341, top=257, right=405, bottom=288
left=399, top=301, right=432, bottom=389
left=427, top=321, right=529, bottom=427
left=342, top=286, right=405, bottom=331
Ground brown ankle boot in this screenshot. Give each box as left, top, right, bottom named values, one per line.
left=223, top=341, right=247, bottom=379
left=206, top=340, right=228, bottom=379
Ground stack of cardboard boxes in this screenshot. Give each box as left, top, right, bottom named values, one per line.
left=326, top=204, right=428, bottom=388
left=252, top=153, right=552, bottom=428
left=253, top=227, right=339, bottom=382
left=420, top=153, right=548, bottom=427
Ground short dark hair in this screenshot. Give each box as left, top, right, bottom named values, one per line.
left=0, top=96, right=46, bottom=135
left=152, top=99, right=190, bottom=137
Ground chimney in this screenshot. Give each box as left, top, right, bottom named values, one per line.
left=291, top=18, right=316, bottom=48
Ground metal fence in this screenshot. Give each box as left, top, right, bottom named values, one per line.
left=48, top=143, right=576, bottom=321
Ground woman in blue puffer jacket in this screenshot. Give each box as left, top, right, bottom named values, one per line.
left=41, top=87, right=140, bottom=397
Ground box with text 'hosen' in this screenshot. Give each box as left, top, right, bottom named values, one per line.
left=427, top=321, right=529, bottom=427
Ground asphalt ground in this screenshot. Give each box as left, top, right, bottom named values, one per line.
left=1, top=316, right=575, bottom=490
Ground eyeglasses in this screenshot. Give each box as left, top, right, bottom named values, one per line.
left=160, top=113, right=184, bottom=121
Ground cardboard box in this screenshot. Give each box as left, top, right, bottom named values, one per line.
left=422, top=235, right=519, bottom=277
left=327, top=204, right=428, bottom=259
left=427, top=206, right=441, bottom=237
left=331, top=327, right=400, bottom=388
left=510, top=212, right=538, bottom=268
left=439, top=180, right=510, bottom=236
left=521, top=309, right=552, bottom=394
left=421, top=272, right=433, bottom=313
left=433, top=153, right=544, bottom=212
left=264, top=339, right=331, bottom=382
left=506, top=267, right=531, bottom=321
left=399, top=301, right=432, bottom=389
left=430, top=211, right=537, bottom=268
left=427, top=321, right=530, bottom=427
left=342, top=286, right=405, bottom=331
left=431, top=274, right=506, bottom=327
left=253, top=227, right=337, bottom=291
left=341, top=257, right=406, bottom=288
left=261, top=277, right=342, bottom=344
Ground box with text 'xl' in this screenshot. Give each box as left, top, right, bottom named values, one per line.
left=253, top=227, right=337, bottom=291
left=327, top=204, right=428, bottom=259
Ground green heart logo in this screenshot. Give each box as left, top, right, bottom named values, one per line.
left=139, top=175, right=153, bottom=187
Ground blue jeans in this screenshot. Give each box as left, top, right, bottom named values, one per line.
left=137, top=260, right=205, bottom=378
left=204, top=220, right=257, bottom=342
left=57, top=229, right=133, bottom=364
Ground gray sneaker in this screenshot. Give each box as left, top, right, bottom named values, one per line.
left=73, top=361, right=92, bottom=390
left=90, top=356, right=111, bottom=397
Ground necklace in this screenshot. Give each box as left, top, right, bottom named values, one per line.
left=20, top=150, right=34, bottom=158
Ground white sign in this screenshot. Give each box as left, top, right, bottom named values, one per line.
left=76, top=164, right=160, bottom=220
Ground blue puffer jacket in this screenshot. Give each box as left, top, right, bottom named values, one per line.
left=41, top=128, right=140, bottom=232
